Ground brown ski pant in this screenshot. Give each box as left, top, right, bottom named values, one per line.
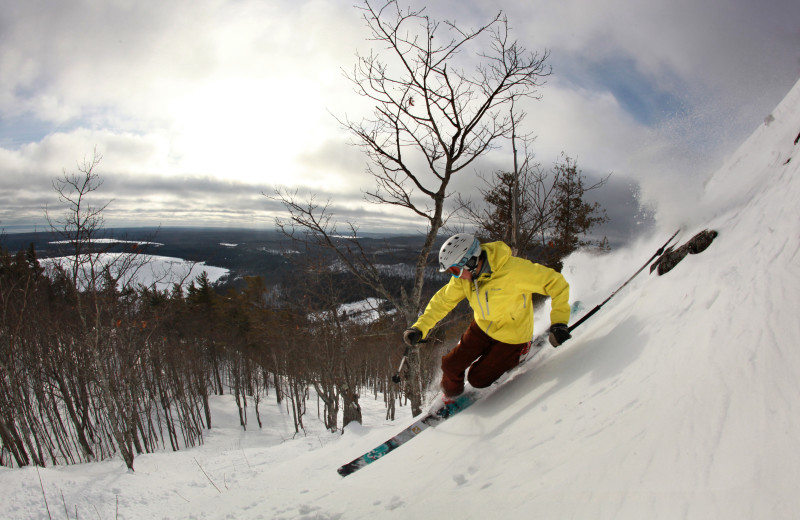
left=440, top=321, right=529, bottom=397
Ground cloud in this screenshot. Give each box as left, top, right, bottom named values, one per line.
left=1, top=0, right=798, bottom=239
left=0, top=0, right=366, bottom=179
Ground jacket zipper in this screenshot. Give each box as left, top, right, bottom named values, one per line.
left=483, top=287, right=493, bottom=334
left=473, top=276, right=493, bottom=334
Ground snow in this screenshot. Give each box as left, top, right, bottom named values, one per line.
left=309, top=297, right=396, bottom=326
left=48, top=239, right=164, bottom=247
left=2, top=78, right=799, bottom=519
left=40, top=253, right=229, bottom=292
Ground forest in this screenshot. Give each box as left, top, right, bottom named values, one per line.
left=0, top=238, right=452, bottom=471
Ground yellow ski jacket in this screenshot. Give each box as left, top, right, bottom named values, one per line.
left=412, top=241, right=570, bottom=344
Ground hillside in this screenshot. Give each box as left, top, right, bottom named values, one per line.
left=1, top=78, right=798, bottom=519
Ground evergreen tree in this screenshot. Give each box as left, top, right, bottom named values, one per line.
left=547, top=154, right=609, bottom=268
left=480, top=172, right=532, bottom=249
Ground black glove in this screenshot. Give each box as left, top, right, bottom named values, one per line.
left=548, top=323, right=571, bottom=347
left=403, top=327, right=423, bottom=346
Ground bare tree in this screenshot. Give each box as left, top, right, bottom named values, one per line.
left=45, top=149, right=110, bottom=295
left=456, top=103, right=559, bottom=257
left=43, top=151, right=143, bottom=468
left=273, top=0, right=550, bottom=415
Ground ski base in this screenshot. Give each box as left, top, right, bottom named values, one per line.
left=337, top=393, right=474, bottom=477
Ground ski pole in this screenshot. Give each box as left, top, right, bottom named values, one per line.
left=567, top=228, right=680, bottom=333
left=392, top=337, right=435, bottom=383
left=391, top=345, right=410, bottom=384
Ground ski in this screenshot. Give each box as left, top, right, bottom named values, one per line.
left=337, top=342, right=550, bottom=477
left=337, top=393, right=475, bottom=477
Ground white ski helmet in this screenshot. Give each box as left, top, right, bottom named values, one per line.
left=439, top=233, right=481, bottom=272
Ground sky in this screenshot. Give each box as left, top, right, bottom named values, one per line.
left=0, top=0, right=798, bottom=237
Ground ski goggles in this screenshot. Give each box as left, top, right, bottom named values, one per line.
left=448, top=255, right=478, bottom=277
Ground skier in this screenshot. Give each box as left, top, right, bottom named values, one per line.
left=403, top=234, right=572, bottom=399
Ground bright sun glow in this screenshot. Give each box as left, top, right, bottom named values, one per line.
left=167, top=78, right=328, bottom=186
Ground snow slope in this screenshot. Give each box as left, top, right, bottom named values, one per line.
left=1, top=78, right=799, bottom=519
